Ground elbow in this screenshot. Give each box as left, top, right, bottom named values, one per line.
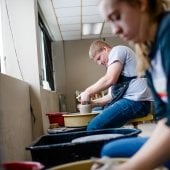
left=105, top=78, right=116, bottom=87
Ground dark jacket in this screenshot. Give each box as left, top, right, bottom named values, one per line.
left=146, top=12, right=170, bottom=126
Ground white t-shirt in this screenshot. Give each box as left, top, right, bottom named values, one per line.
left=150, top=49, right=167, bottom=103
left=108, top=45, right=152, bottom=101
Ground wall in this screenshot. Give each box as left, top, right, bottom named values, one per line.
left=40, top=88, right=59, bottom=133
left=64, top=37, right=131, bottom=112
left=1, top=0, right=44, bottom=138
left=0, top=0, right=62, bottom=162
left=0, top=74, right=60, bottom=161
left=0, top=73, right=32, bottom=162
left=38, top=0, right=62, bottom=41
left=52, top=41, right=66, bottom=94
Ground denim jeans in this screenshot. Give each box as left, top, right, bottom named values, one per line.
left=87, top=98, right=151, bottom=131
left=101, top=137, right=170, bottom=169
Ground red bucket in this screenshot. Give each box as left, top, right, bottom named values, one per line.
left=2, top=161, right=44, bottom=170
left=46, top=112, right=67, bottom=126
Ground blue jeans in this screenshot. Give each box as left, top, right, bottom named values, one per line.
left=87, top=99, right=151, bottom=131
left=101, top=137, right=170, bottom=169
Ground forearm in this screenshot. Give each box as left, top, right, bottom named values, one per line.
left=80, top=62, right=121, bottom=103
left=91, top=94, right=112, bottom=107
left=85, top=76, right=113, bottom=96
left=118, top=118, right=170, bottom=170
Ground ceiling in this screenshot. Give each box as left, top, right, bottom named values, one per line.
left=38, top=0, right=170, bottom=41
left=39, top=0, right=113, bottom=41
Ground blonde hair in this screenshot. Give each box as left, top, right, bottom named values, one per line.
left=129, top=0, right=167, bottom=75
left=100, top=0, right=168, bottom=75
left=89, top=40, right=111, bottom=59
left=100, top=0, right=167, bottom=19
left=135, top=43, right=151, bottom=76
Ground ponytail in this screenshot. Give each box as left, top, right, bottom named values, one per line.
left=135, top=43, right=151, bottom=76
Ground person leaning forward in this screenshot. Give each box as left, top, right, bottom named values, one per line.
left=77, top=40, right=152, bottom=131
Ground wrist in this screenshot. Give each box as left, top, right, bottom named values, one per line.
left=85, top=88, right=92, bottom=97
left=91, top=101, right=98, bottom=108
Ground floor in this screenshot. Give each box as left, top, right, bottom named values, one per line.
left=125, top=122, right=156, bottom=137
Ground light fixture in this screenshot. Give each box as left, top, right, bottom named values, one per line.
left=83, top=23, right=103, bottom=35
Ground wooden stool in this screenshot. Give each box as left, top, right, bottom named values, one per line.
left=130, top=113, right=154, bottom=128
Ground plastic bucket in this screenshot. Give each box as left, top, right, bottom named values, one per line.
left=46, top=112, right=68, bottom=126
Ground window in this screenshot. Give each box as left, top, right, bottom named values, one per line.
left=38, top=15, right=55, bottom=91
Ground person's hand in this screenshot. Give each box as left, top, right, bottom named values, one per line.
left=76, top=91, right=90, bottom=104
left=91, top=156, right=118, bottom=170
left=90, top=100, right=98, bottom=108
left=77, top=103, right=81, bottom=111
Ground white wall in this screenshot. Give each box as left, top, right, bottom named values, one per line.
left=1, top=0, right=44, bottom=138
left=38, top=0, right=62, bottom=41
left=0, top=0, right=64, bottom=162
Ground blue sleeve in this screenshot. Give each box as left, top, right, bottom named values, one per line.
left=159, top=13, right=170, bottom=126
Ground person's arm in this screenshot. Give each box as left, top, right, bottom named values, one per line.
left=79, top=61, right=123, bottom=103
left=91, top=92, right=112, bottom=108
left=77, top=94, right=112, bottom=111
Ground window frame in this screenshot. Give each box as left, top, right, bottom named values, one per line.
left=38, top=14, right=55, bottom=91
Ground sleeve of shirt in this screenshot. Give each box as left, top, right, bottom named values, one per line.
left=107, top=46, right=127, bottom=66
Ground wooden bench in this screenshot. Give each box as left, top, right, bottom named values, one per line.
left=130, top=113, right=154, bottom=128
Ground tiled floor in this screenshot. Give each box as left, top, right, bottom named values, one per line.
left=125, top=122, right=156, bottom=137
left=138, top=122, right=156, bottom=137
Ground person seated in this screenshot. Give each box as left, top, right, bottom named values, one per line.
left=77, top=40, right=152, bottom=131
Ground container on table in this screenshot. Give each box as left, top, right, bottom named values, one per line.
left=46, top=112, right=68, bottom=126
left=26, top=128, right=141, bottom=168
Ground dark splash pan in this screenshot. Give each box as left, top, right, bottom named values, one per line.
left=26, top=128, right=141, bottom=169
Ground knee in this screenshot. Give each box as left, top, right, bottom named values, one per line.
left=86, top=121, right=98, bottom=131
left=87, top=117, right=102, bottom=131
left=101, top=137, right=148, bottom=158
left=101, top=143, right=114, bottom=157
left=101, top=140, right=128, bottom=157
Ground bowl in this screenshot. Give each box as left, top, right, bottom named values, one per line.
left=46, top=112, right=68, bottom=126
left=63, top=112, right=98, bottom=127
left=48, top=158, right=167, bottom=170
